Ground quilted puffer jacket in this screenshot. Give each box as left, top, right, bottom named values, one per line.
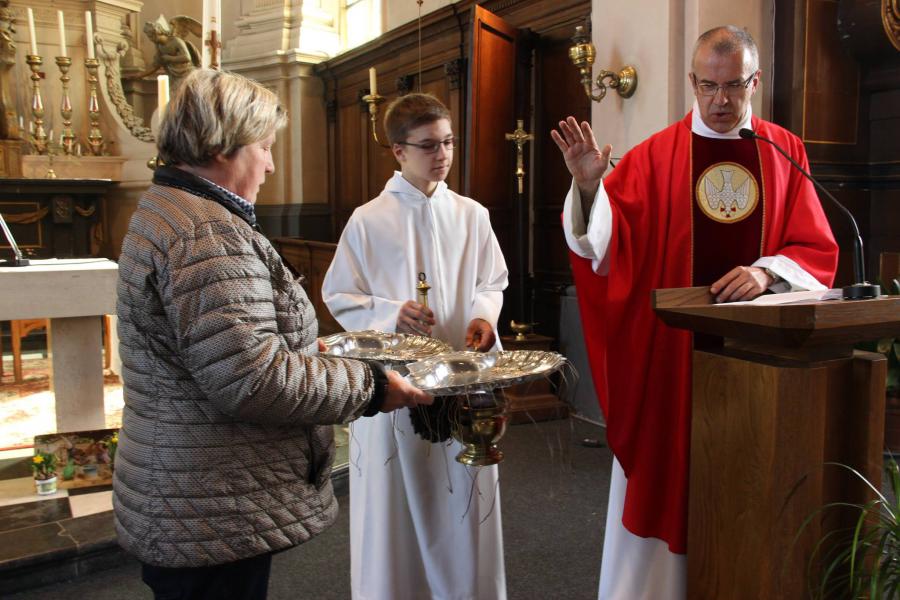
left=113, top=166, right=384, bottom=568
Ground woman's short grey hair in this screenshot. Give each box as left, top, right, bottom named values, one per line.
left=157, top=69, right=287, bottom=167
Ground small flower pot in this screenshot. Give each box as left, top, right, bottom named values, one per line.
left=35, top=476, right=58, bottom=496
left=82, top=464, right=99, bottom=479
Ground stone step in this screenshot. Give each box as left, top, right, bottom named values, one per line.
left=0, top=483, right=130, bottom=596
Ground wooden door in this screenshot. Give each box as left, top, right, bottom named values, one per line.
left=465, top=5, right=520, bottom=324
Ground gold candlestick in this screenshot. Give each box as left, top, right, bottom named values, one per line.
left=362, top=92, right=390, bottom=148
left=55, top=57, right=74, bottom=155
left=26, top=55, right=48, bottom=155
left=45, top=149, right=58, bottom=178
left=416, top=272, right=431, bottom=308
left=84, top=58, right=104, bottom=156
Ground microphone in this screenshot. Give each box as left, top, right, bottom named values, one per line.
left=739, top=127, right=880, bottom=300
left=0, top=211, right=30, bottom=267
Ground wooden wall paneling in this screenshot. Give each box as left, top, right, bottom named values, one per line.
left=774, top=0, right=900, bottom=288
left=273, top=238, right=341, bottom=335
left=802, top=0, right=860, bottom=145
left=466, top=5, right=521, bottom=327
left=881, top=251, right=900, bottom=287
left=530, top=20, right=591, bottom=341
left=336, top=102, right=363, bottom=237
left=483, top=0, right=591, bottom=36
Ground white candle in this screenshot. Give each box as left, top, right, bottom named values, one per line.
left=18, top=115, right=23, bottom=130
left=369, top=67, right=377, bottom=96
left=201, top=1, right=209, bottom=67
left=157, top=74, right=170, bottom=115
left=84, top=12, right=95, bottom=60
left=201, top=0, right=222, bottom=68
left=26, top=8, right=38, bottom=56
left=57, top=11, right=66, bottom=57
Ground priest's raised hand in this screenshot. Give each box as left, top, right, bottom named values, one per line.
left=550, top=116, right=613, bottom=209
left=465, top=318, right=495, bottom=352
left=397, top=300, right=436, bottom=336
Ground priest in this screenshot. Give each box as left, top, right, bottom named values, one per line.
left=551, top=26, right=839, bottom=599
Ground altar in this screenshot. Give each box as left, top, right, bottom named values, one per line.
left=0, top=259, right=118, bottom=432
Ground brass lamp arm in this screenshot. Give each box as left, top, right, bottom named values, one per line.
left=583, top=66, right=637, bottom=103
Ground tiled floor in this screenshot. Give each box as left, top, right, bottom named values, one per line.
left=0, top=353, right=124, bottom=449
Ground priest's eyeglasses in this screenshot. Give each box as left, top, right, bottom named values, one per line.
left=692, top=73, right=756, bottom=97
left=397, top=137, right=456, bottom=154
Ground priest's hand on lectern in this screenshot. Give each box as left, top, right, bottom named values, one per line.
left=550, top=116, right=613, bottom=203
left=465, top=318, right=495, bottom=352
left=397, top=300, right=435, bottom=336
left=709, top=266, right=774, bottom=303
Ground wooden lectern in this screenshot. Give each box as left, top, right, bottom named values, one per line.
left=653, top=288, right=900, bottom=600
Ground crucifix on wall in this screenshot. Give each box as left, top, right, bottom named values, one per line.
left=505, top=119, right=534, bottom=194
left=205, top=30, right=221, bottom=70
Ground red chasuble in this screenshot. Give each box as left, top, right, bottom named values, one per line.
left=569, top=112, right=838, bottom=554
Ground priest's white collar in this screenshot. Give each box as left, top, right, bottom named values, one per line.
left=691, top=100, right=752, bottom=139
left=385, top=171, right=448, bottom=199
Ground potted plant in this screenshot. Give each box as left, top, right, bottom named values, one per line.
left=800, top=457, right=900, bottom=599
left=106, top=431, right=118, bottom=468
left=31, top=450, right=58, bottom=495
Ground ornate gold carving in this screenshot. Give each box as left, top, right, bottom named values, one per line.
left=95, top=34, right=155, bottom=143
left=884, top=0, right=900, bottom=51
left=0, top=206, right=48, bottom=224
left=74, top=205, right=96, bottom=218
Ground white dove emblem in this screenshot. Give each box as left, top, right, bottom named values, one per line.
left=703, top=169, right=751, bottom=218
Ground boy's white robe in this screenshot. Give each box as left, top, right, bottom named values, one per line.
left=322, top=172, right=509, bottom=600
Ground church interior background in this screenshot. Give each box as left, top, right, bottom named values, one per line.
left=0, top=0, right=898, bottom=594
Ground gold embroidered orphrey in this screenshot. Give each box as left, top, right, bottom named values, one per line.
left=696, top=161, right=759, bottom=223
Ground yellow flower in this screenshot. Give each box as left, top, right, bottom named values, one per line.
left=111, top=434, right=118, bottom=443
left=33, top=455, right=44, bottom=464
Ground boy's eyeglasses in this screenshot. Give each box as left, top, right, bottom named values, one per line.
left=692, top=72, right=756, bottom=97
left=397, top=137, right=456, bottom=154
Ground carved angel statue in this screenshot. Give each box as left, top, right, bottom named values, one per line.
left=0, top=0, right=18, bottom=140
left=129, top=14, right=201, bottom=92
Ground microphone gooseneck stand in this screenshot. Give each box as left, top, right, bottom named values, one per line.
left=739, top=128, right=880, bottom=300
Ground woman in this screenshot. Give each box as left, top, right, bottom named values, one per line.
left=113, top=69, right=431, bottom=600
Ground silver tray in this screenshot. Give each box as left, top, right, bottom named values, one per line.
left=404, top=350, right=566, bottom=396
left=320, top=330, right=451, bottom=364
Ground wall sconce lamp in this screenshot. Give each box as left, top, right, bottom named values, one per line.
left=568, top=25, right=637, bottom=103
